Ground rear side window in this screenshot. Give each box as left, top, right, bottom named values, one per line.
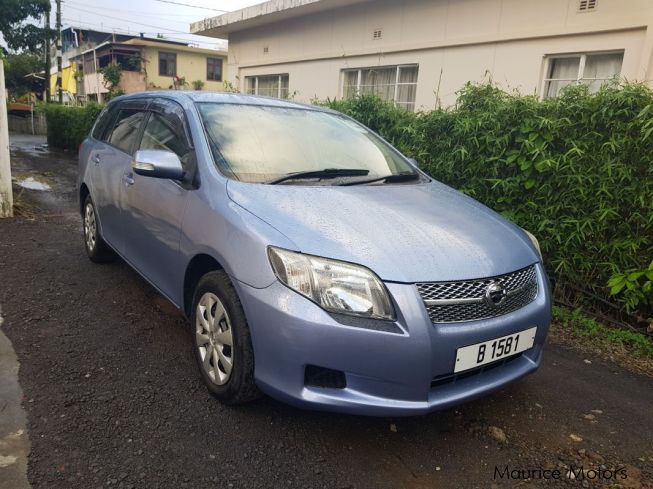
left=91, top=104, right=118, bottom=141
left=107, top=109, right=146, bottom=154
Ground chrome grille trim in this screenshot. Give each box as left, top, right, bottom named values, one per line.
left=417, top=265, right=538, bottom=323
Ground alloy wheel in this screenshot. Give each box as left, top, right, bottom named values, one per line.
left=196, top=292, right=234, bottom=385
left=84, top=203, right=97, bottom=252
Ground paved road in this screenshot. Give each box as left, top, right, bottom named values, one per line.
left=0, top=134, right=652, bottom=489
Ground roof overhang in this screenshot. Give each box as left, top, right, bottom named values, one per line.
left=191, top=0, right=372, bottom=39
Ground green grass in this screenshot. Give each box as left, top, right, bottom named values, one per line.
left=553, top=305, right=653, bottom=359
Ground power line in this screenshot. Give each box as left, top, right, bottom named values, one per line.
left=151, top=0, right=228, bottom=13
left=64, top=4, right=197, bottom=35
left=61, top=17, right=224, bottom=47
left=65, top=1, right=205, bottom=19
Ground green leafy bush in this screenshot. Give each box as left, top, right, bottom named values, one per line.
left=608, top=262, right=653, bottom=314
left=323, top=83, right=653, bottom=324
left=44, top=103, right=103, bottom=150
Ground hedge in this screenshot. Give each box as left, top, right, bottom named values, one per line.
left=323, top=83, right=653, bottom=326
left=44, top=103, right=103, bottom=150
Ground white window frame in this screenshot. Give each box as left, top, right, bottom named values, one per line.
left=542, top=50, right=623, bottom=98
left=245, top=74, right=289, bottom=99
left=342, top=64, right=419, bottom=110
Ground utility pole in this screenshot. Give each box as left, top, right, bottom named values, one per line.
left=0, top=60, right=14, bottom=218
left=44, top=9, right=51, bottom=102
left=56, top=0, right=63, bottom=104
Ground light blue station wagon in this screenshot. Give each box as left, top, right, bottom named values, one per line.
left=79, top=91, right=551, bottom=416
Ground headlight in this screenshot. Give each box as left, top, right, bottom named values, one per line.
left=268, top=247, right=395, bottom=320
left=523, top=229, right=542, bottom=260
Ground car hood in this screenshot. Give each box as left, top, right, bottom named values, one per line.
left=226, top=180, right=539, bottom=283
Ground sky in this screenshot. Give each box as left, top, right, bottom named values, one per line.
left=50, top=0, right=263, bottom=50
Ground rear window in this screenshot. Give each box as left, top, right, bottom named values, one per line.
left=107, top=109, right=146, bottom=154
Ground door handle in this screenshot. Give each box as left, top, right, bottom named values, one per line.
left=123, top=172, right=135, bottom=187
left=93, top=154, right=101, bottom=165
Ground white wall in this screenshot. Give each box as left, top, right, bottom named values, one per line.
left=224, top=0, right=653, bottom=108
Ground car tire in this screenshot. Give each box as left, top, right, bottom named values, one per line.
left=83, top=195, right=115, bottom=263
left=191, top=270, right=260, bottom=404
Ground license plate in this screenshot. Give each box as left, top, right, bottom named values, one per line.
left=454, top=327, right=537, bottom=373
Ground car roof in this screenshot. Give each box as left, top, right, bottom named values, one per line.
left=112, top=90, right=333, bottom=113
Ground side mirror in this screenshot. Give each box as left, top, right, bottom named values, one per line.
left=407, top=158, right=420, bottom=169
left=132, top=149, right=185, bottom=180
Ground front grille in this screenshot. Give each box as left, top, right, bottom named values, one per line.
left=417, top=265, right=538, bottom=323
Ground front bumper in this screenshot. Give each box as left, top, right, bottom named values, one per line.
left=234, top=263, right=551, bottom=416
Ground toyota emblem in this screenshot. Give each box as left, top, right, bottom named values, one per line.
left=484, top=282, right=507, bottom=308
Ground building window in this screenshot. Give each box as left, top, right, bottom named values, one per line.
left=543, top=51, right=623, bottom=98
left=245, top=74, right=290, bottom=99
left=342, top=65, right=418, bottom=111
left=159, top=52, right=177, bottom=77
left=207, top=57, right=223, bottom=81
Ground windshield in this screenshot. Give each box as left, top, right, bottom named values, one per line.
left=197, top=103, right=417, bottom=184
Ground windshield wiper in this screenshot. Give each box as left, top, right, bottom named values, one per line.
left=339, top=172, right=421, bottom=186
left=267, top=168, right=370, bottom=185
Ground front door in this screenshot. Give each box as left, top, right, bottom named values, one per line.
left=121, top=98, right=195, bottom=305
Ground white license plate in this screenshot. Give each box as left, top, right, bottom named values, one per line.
left=454, top=327, right=537, bottom=373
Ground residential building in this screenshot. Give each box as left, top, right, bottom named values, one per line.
left=52, top=29, right=228, bottom=103
left=191, top=0, right=653, bottom=110
left=49, top=27, right=134, bottom=103
left=71, top=38, right=227, bottom=102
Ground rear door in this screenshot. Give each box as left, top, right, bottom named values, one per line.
left=92, top=99, right=148, bottom=254
left=121, top=98, right=195, bottom=304
left=85, top=102, right=118, bottom=232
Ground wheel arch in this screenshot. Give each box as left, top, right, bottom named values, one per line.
left=79, top=183, right=90, bottom=216
left=183, top=253, right=224, bottom=317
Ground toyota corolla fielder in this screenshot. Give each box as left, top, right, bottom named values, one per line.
left=78, top=91, right=551, bottom=416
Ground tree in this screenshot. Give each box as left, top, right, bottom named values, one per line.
left=2, top=51, right=43, bottom=98
left=99, top=63, right=125, bottom=100
left=0, top=0, right=52, bottom=53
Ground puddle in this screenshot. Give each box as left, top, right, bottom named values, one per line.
left=0, top=455, right=18, bottom=467
left=17, top=177, right=51, bottom=191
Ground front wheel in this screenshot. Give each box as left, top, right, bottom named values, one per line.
left=83, top=195, right=115, bottom=263
left=191, top=271, right=259, bottom=404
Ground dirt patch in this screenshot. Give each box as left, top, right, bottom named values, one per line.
left=549, top=321, right=653, bottom=378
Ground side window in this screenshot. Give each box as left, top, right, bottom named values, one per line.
left=139, top=112, right=189, bottom=160
left=91, top=104, right=118, bottom=141
left=107, top=109, right=146, bottom=154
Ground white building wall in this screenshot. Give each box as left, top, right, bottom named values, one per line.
left=222, top=0, right=653, bottom=108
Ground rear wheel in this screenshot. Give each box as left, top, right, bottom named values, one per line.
left=83, top=195, right=115, bottom=263
left=191, top=271, right=259, bottom=404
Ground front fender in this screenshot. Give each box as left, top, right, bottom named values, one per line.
left=179, top=186, right=297, bottom=294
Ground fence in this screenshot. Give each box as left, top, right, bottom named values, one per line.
left=7, top=113, right=47, bottom=136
